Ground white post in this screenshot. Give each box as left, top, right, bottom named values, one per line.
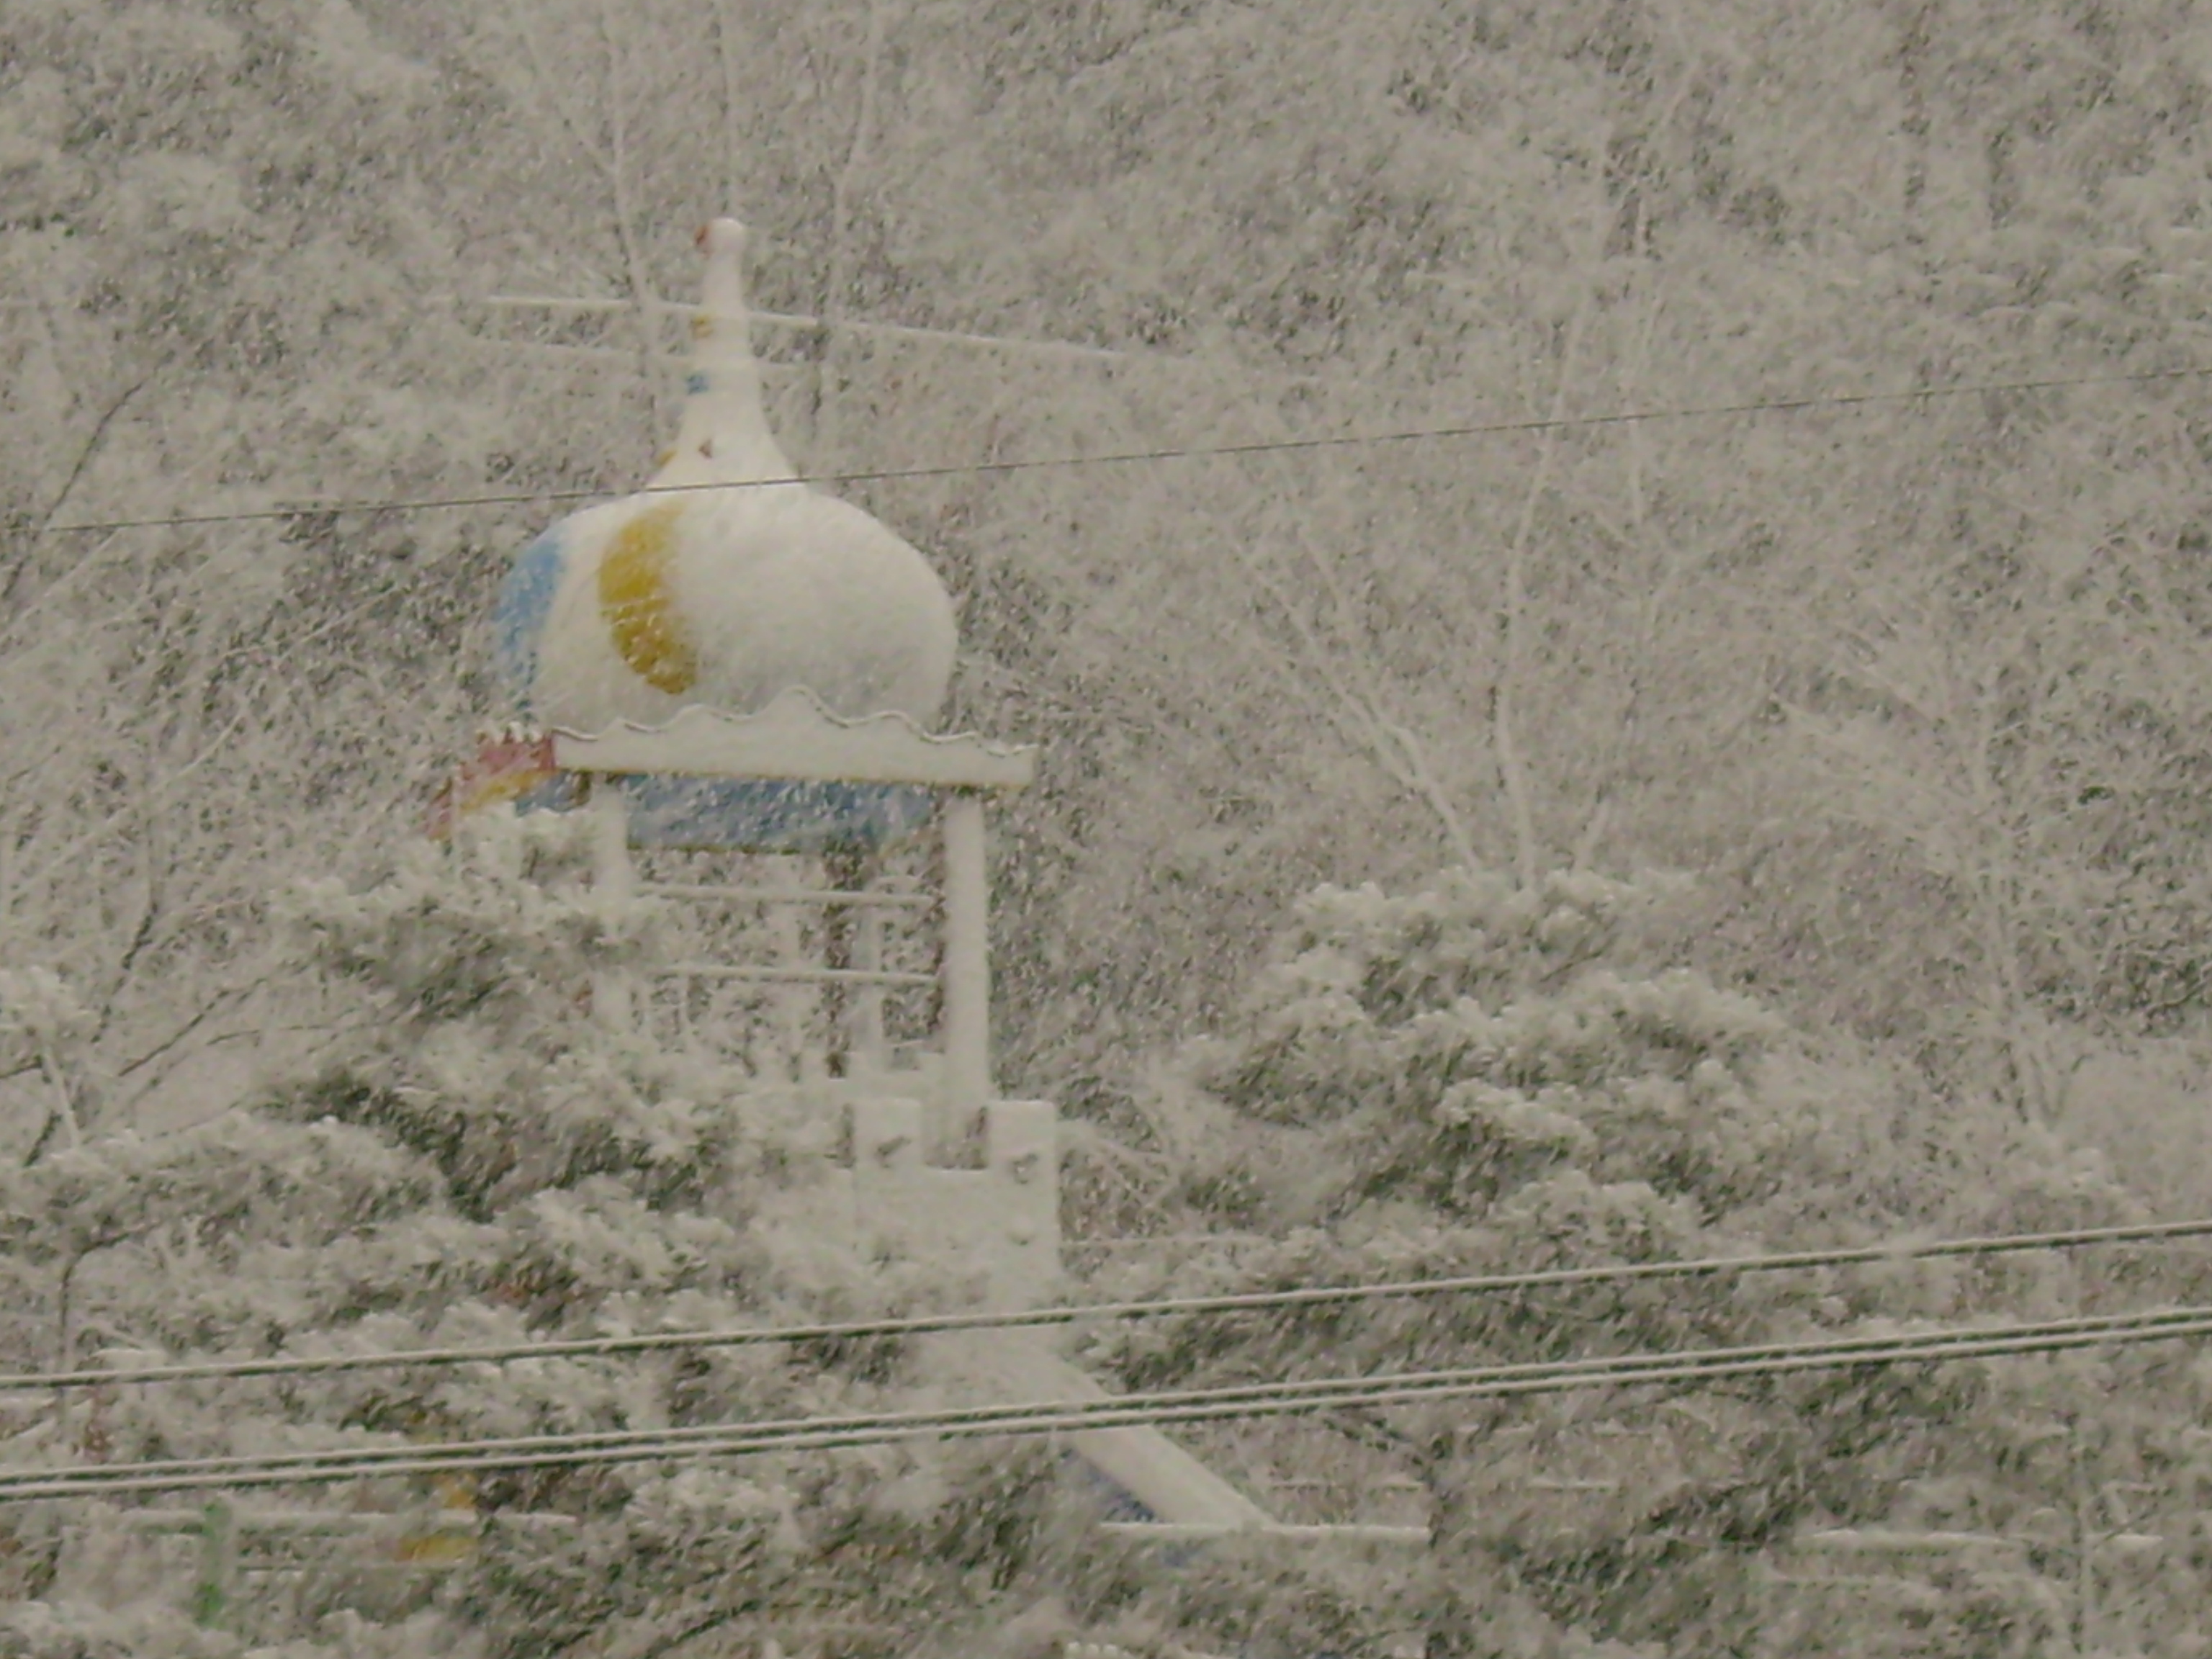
left=824, top=847, right=881, bottom=1082
left=589, top=781, right=636, bottom=1032
left=771, top=856, right=819, bottom=1085
left=850, top=882, right=886, bottom=1076
left=940, top=791, right=992, bottom=1133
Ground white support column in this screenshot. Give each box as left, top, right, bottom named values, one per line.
left=770, top=856, right=819, bottom=1084
left=985, top=1100, right=1058, bottom=1309
left=940, top=790, right=992, bottom=1130
left=588, top=781, right=636, bottom=1032
left=850, top=882, right=887, bottom=1076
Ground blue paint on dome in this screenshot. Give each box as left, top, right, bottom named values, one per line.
left=494, top=527, right=567, bottom=713
left=488, top=516, right=935, bottom=853
left=685, top=371, right=710, bottom=395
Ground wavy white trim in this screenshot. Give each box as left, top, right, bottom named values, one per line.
left=550, top=686, right=1035, bottom=790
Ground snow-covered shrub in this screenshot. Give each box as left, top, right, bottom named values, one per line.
left=1085, top=868, right=2193, bottom=1657
left=0, top=809, right=1125, bottom=1655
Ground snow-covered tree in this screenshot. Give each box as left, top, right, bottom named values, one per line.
left=0, top=809, right=1155, bottom=1655
left=1075, top=866, right=2211, bottom=1655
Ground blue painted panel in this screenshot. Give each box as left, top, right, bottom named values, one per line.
left=1066, top=1452, right=1159, bottom=1524
left=507, top=773, right=935, bottom=853
left=507, top=772, right=585, bottom=816
left=1064, top=1455, right=1200, bottom=1569
left=616, top=776, right=937, bottom=852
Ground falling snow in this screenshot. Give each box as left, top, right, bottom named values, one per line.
left=8, top=3, right=2212, bottom=1655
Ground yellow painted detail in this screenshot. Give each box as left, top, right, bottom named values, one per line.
left=393, top=1527, right=478, bottom=1566
left=691, top=314, right=713, bottom=338
left=458, top=767, right=549, bottom=818
left=597, top=503, right=698, bottom=695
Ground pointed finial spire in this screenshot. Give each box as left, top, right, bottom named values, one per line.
left=651, top=216, right=797, bottom=489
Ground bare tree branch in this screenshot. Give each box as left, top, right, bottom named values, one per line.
left=811, top=0, right=894, bottom=460
left=1495, top=269, right=1595, bottom=891
left=1236, top=536, right=1480, bottom=869
left=598, top=2, right=668, bottom=439
left=112, top=974, right=269, bottom=1094
left=1, top=377, right=149, bottom=610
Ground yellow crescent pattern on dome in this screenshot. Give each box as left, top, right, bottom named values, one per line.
left=596, top=501, right=698, bottom=695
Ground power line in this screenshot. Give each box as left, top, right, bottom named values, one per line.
left=38, top=363, right=2212, bottom=539
left=12, top=1214, right=2207, bottom=1396
left=477, top=292, right=1136, bottom=361
left=16, top=1302, right=2203, bottom=1490
left=7, top=1303, right=2208, bottom=1501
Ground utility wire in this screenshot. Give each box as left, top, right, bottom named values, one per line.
left=13, top=1303, right=2203, bottom=1490
left=6, top=1303, right=2208, bottom=1501
left=477, top=292, right=1136, bottom=362
left=9, top=1214, right=2208, bottom=1397
left=38, top=363, right=2212, bottom=538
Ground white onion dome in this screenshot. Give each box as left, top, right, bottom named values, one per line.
left=495, top=217, right=958, bottom=734
left=485, top=218, right=958, bottom=849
